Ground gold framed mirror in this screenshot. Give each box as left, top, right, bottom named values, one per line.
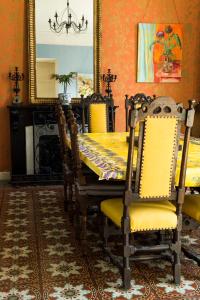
left=27, top=0, right=101, bottom=104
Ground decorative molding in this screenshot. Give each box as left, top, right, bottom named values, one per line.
left=94, top=0, right=102, bottom=93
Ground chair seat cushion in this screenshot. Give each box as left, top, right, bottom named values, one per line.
left=101, top=198, right=177, bottom=232
left=183, top=194, right=200, bottom=222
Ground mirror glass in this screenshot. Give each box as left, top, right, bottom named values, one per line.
left=35, top=0, right=94, bottom=99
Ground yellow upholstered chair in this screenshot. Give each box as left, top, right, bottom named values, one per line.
left=181, top=102, right=200, bottom=265
left=182, top=194, right=200, bottom=265
left=81, top=93, right=115, bottom=133
left=183, top=194, right=200, bottom=223
left=65, top=107, right=125, bottom=251
left=100, top=96, right=196, bottom=289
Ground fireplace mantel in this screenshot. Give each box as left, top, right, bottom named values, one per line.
left=8, top=103, right=82, bottom=184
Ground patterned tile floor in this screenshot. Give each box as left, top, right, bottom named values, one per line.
left=0, top=185, right=199, bottom=299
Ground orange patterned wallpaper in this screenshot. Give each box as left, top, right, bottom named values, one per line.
left=102, top=0, right=200, bottom=131
left=0, top=0, right=199, bottom=171
left=0, top=0, right=27, bottom=172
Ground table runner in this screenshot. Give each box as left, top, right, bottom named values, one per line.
left=68, top=132, right=200, bottom=187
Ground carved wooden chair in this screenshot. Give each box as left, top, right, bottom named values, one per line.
left=182, top=193, right=200, bottom=265
left=55, top=103, right=74, bottom=213
left=100, top=96, right=195, bottom=289
left=81, top=93, right=115, bottom=133
left=180, top=101, right=200, bottom=265
left=125, top=93, right=156, bottom=131
left=65, top=107, right=124, bottom=251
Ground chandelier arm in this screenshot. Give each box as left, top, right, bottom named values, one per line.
left=71, top=21, right=87, bottom=32
left=50, top=23, right=65, bottom=34
left=55, top=18, right=60, bottom=26
left=71, top=21, right=81, bottom=31
left=59, top=7, right=68, bottom=25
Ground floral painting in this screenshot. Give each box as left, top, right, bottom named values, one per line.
left=77, top=74, right=93, bottom=97
left=137, top=23, right=182, bottom=83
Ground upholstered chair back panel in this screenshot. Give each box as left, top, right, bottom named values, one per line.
left=89, top=103, right=107, bottom=133
left=139, top=116, right=178, bottom=198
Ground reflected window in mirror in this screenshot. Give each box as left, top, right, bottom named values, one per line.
left=35, top=0, right=94, bottom=99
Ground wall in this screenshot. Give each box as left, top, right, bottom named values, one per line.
left=0, top=0, right=27, bottom=173
left=102, top=0, right=200, bottom=131
left=0, top=0, right=199, bottom=171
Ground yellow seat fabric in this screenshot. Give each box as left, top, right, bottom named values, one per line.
left=89, top=103, right=107, bottom=133
left=101, top=198, right=177, bottom=232
left=183, top=194, right=200, bottom=222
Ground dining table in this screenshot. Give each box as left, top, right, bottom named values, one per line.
left=69, top=131, right=200, bottom=188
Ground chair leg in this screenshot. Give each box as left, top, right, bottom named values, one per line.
left=182, top=245, right=200, bottom=266
left=64, top=180, right=74, bottom=213
left=123, top=259, right=131, bottom=290
left=80, top=213, right=87, bottom=255
left=122, top=217, right=131, bottom=290
left=74, top=202, right=81, bottom=240
left=172, top=228, right=181, bottom=285
left=63, top=181, right=68, bottom=212
left=68, top=182, right=74, bottom=223
left=103, top=216, right=109, bottom=248
left=79, top=198, right=88, bottom=255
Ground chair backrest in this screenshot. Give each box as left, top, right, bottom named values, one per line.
left=55, top=103, right=74, bottom=176
left=125, top=93, right=156, bottom=131
left=125, top=96, right=195, bottom=205
left=65, top=107, right=84, bottom=182
left=191, top=101, right=200, bottom=138
left=81, top=93, right=114, bottom=133
left=55, top=103, right=67, bottom=160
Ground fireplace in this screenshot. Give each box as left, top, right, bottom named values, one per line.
left=25, top=111, right=62, bottom=176
left=9, top=103, right=83, bottom=184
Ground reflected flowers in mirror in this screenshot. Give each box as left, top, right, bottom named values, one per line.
left=77, top=74, right=93, bottom=97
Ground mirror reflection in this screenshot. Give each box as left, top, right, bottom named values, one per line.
left=35, top=0, right=93, bottom=99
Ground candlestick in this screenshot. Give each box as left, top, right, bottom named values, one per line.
left=8, top=67, right=24, bottom=104
left=102, top=68, right=117, bottom=98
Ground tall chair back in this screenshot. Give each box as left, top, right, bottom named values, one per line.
left=81, top=93, right=114, bottom=133
left=55, top=103, right=74, bottom=212
left=127, top=97, right=193, bottom=202
left=55, top=103, right=67, bottom=160
left=65, top=107, right=84, bottom=185
left=125, top=93, right=155, bottom=131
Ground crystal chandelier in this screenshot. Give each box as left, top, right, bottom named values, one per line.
left=48, top=0, right=88, bottom=34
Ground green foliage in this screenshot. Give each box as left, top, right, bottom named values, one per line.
left=52, top=72, right=77, bottom=93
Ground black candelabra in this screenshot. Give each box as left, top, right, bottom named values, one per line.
left=9, top=67, right=24, bottom=104
left=102, top=68, right=117, bottom=98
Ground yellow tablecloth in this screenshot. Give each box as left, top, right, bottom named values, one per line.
left=70, top=132, right=200, bottom=187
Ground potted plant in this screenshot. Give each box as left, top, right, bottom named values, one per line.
left=52, top=72, right=77, bottom=103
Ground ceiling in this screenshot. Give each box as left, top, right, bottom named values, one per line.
left=36, top=0, right=93, bottom=47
